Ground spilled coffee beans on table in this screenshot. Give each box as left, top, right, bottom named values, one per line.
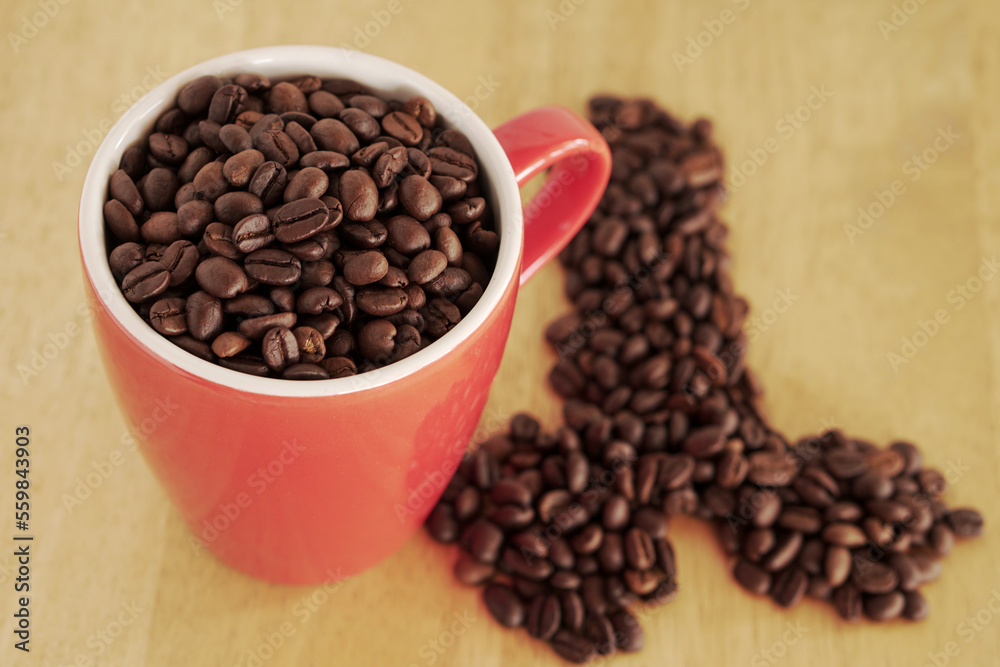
left=105, top=74, right=497, bottom=379
left=425, top=96, right=984, bottom=663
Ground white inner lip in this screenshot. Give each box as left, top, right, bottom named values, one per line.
left=79, top=46, right=523, bottom=397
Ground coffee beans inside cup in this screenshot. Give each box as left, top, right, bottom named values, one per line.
left=104, top=73, right=499, bottom=379
left=425, top=96, right=984, bottom=663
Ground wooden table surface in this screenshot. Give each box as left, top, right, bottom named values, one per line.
left=2, top=0, right=999, bottom=665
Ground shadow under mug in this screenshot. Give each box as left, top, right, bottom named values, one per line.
left=79, top=46, right=611, bottom=585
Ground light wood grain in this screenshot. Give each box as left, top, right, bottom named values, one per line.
left=2, top=0, right=999, bottom=665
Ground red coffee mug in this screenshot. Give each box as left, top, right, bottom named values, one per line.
left=79, top=46, right=610, bottom=584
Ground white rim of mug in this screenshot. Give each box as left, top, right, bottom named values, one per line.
left=80, top=45, right=523, bottom=397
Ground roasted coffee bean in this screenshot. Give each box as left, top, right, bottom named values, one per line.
left=198, top=120, right=227, bottom=153
left=771, top=567, right=808, bottom=608
left=527, top=594, right=562, bottom=640
left=428, top=146, right=478, bottom=182
left=852, top=561, right=898, bottom=594
left=195, top=256, right=248, bottom=298
left=243, top=255, right=303, bottom=295
left=407, top=249, right=448, bottom=285
left=202, top=223, right=241, bottom=260
left=255, top=129, right=299, bottom=168
left=382, top=111, right=423, bottom=146
left=273, top=198, right=329, bottom=243
left=946, top=509, right=983, bottom=538
left=311, top=118, right=360, bottom=155
left=339, top=108, right=380, bottom=143
left=284, top=167, right=329, bottom=202
left=219, top=124, right=252, bottom=154
left=192, top=160, right=229, bottom=201
left=207, top=84, right=247, bottom=124
left=109, top=169, right=144, bottom=216
left=343, top=250, right=389, bottom=285
left=109, top=242, right=146, bottom=281
left=148, top=298, right=187, bottom=335
left=624, top=527, right=655, bottom=570
left=177, top=75, right=223, bottom=115
left=761, top=531, right=802, bottom=572
left=232, top=214, right=274, bottom=253
left=300, top=150, right=351, bottom=172
left=185, top=290, right=224, bottom=341
left=211, top=331, right=251, bottom=358
left=170, top=335, right=214, bottom=362
left=294, top=286, right=342, bottom=315
left=734, top=559, right=771, bottom=595
left=356, top=318, right=396, bottom=361
left=398, top=175, right=442, bottom=221
left=261, top=327, right=299, bottom=371
left=864, top=591, right=905, bottom=622
left=104, top=199, right=140, bottom=242
left=748, top=451, right=799, bottom=486
left=834, top=583, right=863, bottom=622
left=371, top=145, right=406, bottom=187
left=338, top=170, right=379, bottom=221
left=355, top=287, right=408, bottom=317
left=121, top=262, right=170, bottom=303
left=824, top=545, right=852, bottom=587
left=267, top=82, right=308, bottom=114
left=158, top=240, right=198, bottom=286
left=454, top=551, right=494, bottom=586
left=423, top=267, right=472, bottom=298
left=483, top=584, right=525, bottom=628
left=282, top=363, right=329, bottom=380
left=822, top=522, right=868, bottom=548
left=902, top=590, right=929, bottom=621
left=142, top=167, right=181, bottom=212
left=290, top=326, right=326, bottom=364
left=177, top=199, right=215, bottom=236
left=551, top=630, right=596, bottom=664
left=247, top=161, right=288, bottom=206
left=386, top=215, right=432, bottom=255
left=238, top=312, right=298, bottom=339
left=609, top=610, right=643, bottom=652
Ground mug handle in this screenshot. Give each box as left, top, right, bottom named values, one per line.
left=493, top=107, right=612, bottom=284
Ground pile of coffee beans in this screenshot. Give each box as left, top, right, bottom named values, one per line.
left=425, top=96, right=984, bottom=663
left=104, top=73, right=497, bottom=379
